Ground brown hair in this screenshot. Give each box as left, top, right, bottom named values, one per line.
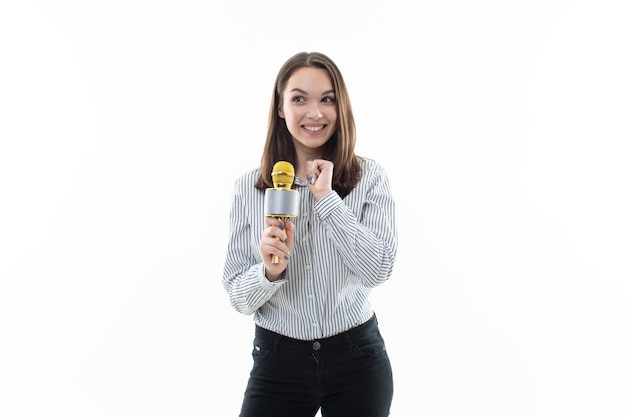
left=255, top=52, right=361, bottom=198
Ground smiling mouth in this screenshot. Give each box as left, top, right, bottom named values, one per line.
left=302, top=124, right=326, bottom=132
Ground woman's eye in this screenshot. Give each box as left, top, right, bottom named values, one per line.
left=293, top=96, right=305, bottom=103
left=322, top=96, right=336, bottom=103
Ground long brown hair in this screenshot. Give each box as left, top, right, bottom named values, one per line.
left=255, top=52, right=361, bottom=198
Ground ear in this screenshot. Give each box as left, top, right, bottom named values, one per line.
left=278, top=107, right=284, bottom=118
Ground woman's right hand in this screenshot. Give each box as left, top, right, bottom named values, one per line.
left=259, top=217, right=295, bottom=281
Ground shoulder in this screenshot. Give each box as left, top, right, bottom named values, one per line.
left=230, top=167, right=264, bottom=201
left=233, top=167, right=261, bottom=188
left=358, top=156, right=389, bottom=181
left=358, top=156, right=384, bottom=170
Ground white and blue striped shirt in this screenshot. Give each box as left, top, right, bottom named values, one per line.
left=222, top=157, right=397, bottom=340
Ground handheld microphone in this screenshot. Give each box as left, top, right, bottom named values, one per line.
left=264, top=161, right=300, bottom=264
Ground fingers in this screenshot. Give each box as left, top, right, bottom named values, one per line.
left=260, top=218, right=295, bottom=268
left=305, top=159, right=319, bottom=185
left=305, top=158, right=333, bottom=199
left=261, top=236, right=290, bottom=263
left=305, top=158, right=330, bottom=184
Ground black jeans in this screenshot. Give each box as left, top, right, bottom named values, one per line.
left=239, top=315, right=393, bottom=417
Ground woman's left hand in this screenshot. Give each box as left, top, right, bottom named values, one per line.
left=306, top=158, right=333, bottom=201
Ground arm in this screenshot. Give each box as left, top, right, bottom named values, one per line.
left=222, top=177, right=289, bottom=315
left=314, top=161, right=398, bottom=287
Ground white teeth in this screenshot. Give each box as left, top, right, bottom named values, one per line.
left=304, top=125, right=323, bottom=132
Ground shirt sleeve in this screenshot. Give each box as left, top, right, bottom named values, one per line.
left=314, top=161, right=398, bottom=288
left=222, top=176, right=287, bottom=315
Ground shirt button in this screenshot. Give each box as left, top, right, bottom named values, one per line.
left=312, top=341, right=321, bottom=351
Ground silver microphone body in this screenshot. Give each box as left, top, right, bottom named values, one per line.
left=264, top=161, right=299, bottom=264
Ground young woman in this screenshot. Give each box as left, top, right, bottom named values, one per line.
left=223, top=51, right=398, bottom=417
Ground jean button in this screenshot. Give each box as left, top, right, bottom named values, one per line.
left=312, top=341, right=321, bottom=351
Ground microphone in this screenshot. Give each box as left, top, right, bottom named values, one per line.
left=264, top=161, right=300, bottom=264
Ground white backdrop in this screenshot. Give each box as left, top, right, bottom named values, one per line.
left=1, top=1, right=625, bottom=416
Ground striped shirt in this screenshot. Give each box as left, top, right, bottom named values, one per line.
left=222, top=157, right=397, bottom=340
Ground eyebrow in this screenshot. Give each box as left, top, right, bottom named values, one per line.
left=289, top=88, right=335, bottom=95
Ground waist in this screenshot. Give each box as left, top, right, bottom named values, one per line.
left=254, top=314, right=378, bottom=352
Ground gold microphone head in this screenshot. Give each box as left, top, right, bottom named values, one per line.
left=271, top=161, right=295, bottom=189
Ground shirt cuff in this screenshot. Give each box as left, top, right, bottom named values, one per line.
left=259, top=265, right=287, bottom=289
left=314, top=191, right=342, bottom=220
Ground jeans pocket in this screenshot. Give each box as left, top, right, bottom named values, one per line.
left=353, top=330, right=387, bottom=357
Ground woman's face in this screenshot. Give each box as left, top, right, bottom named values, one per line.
left=278, top=67, right=337, bottom=155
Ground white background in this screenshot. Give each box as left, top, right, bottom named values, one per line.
left=1, top=1, right=625, bottom=416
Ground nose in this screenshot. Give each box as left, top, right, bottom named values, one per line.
left=307, top=103, right=323, bottom=119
